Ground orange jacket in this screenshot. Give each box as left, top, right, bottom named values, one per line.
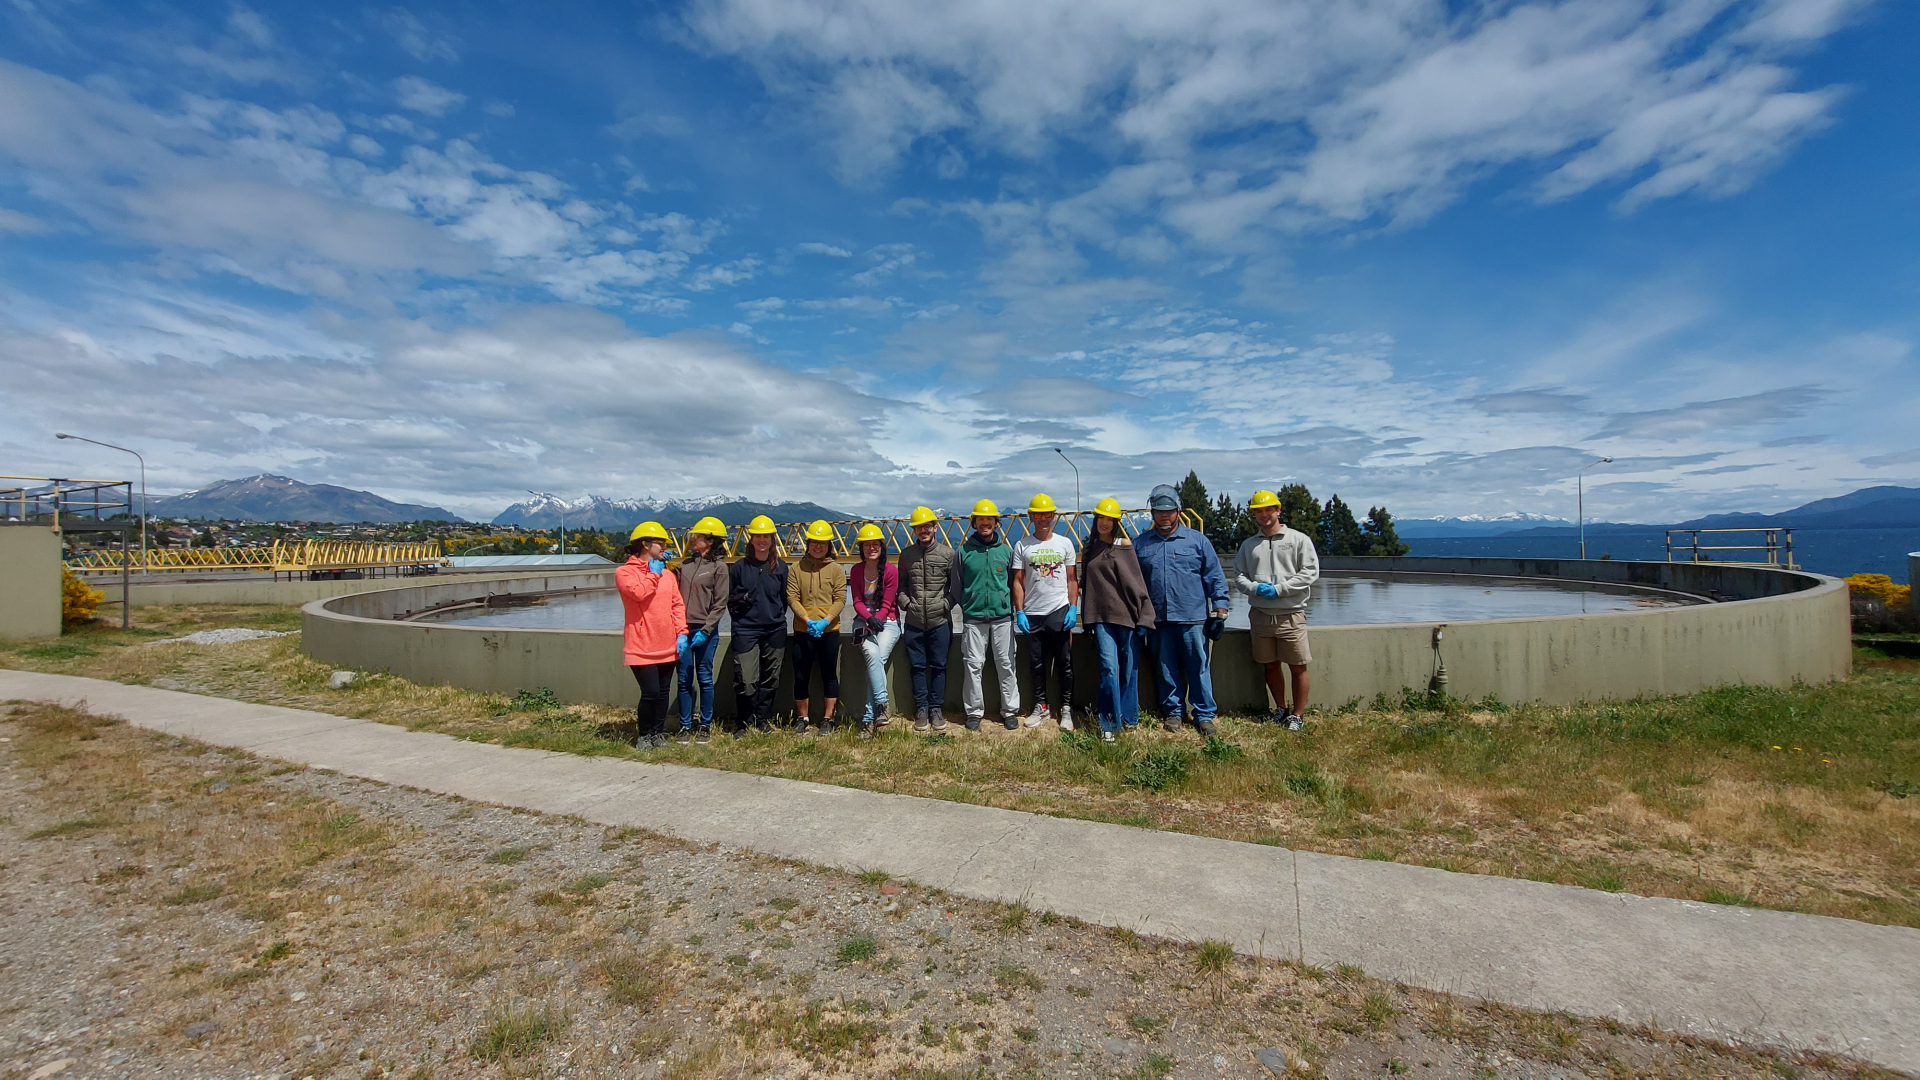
left=616, top=557, right=688, bottom=666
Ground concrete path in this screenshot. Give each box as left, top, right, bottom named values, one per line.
left=4, top=670, right=1915, bottom=1074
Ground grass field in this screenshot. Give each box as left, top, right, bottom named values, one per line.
left=6, top=604, right=1917, bottom=929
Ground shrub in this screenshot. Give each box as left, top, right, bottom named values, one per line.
left=61, top=568, right=102, bottom=627
left=1124, top=748, right=1192, bottom=791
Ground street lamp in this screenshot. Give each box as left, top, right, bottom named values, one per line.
left=1578, top=457, right=1612, bottom=560
left=527, top=490, right=566, bottom=556
left=1053, top=448, right=1081, bottom=515
left=56, top=433, right=146, bottom=574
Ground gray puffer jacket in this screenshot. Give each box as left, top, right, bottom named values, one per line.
left=896, top=540, right=960, bottom=630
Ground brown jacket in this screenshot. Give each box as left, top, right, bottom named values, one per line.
left=787, top=556, right=847, bottom=632
left=1077, top=537, right=1155, bottom=629
left=675, top=552, right=730, bottom=634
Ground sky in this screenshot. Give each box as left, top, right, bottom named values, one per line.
left=2, top=0, right=1916, bottom=523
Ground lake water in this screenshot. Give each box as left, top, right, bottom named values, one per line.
left=422, top=571, right=1694, bottom=632
left=1406, top=528, right=1920, bottom=580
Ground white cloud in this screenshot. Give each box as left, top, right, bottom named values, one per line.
left=377, top=9, right=460, bottom=63
left=393, top=75, right=466, bottom=117
left=796, top=242, right=852, bottom=257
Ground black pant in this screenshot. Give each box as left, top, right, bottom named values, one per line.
left=1023, top=608, right=1073, bottom=715
left=730, top=628, right=786, bottom=730
left=630, top=662, right=674, bottom=738
left=792, top=630, right=841, bottom=702
left=903, top=620, right=952, bottom=712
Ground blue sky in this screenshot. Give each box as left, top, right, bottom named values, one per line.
left=3, top=0, right=1915, bottom=522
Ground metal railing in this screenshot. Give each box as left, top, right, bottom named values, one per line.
left=667, top=508, right=1204, bottom=562
left=63, top=538, right=450, bottom=576
left=1666, top=527, right=1796, bottom=569
left=3, top=475, right=137, bottom=627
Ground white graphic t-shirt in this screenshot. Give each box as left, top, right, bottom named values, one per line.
left=1011, top=533, right=1076, bottom=615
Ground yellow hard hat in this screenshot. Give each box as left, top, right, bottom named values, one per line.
left=1027, top=493, right=1057, bottom=514
left=855, top=523, right=884, bottom=543
left=908, top=506, right=938, bottom=527
left=804, top=519, right=836, bottom=543
left=691, top=516, right=728, bottom=537
left=747, top=515, right=777, bottom=535
left=629, top=521, right=669, bottom=542
left=1093, top=497, right=1124, bottom=519
left=1247, top=489, right=1281, bottom=510
left=971, top=499, right=1000, bottom=518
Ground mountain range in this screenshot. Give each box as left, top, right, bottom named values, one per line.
left=1403, top=485, right=1920, bottom=538
left=147, top=475, right=462, bottom=523
left=492, top=492, right=852, bottom=531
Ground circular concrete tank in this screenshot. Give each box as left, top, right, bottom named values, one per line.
left=301, top=558, right=1850, bottom=719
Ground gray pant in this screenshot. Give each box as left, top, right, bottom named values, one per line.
left=961, top=616, right=1020, bottom=721
left=729, top=630, right=785, bottom=728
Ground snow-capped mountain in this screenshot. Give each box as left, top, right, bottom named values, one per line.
left=1394, top=512, right=1573, bottom=538
left=493, top=494, right=850, bottom=531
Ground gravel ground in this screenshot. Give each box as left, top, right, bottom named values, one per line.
left=1, top=701, right=1899, bottom=1080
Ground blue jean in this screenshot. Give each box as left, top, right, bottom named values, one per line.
left=676, top=630, right=721, bottom=731
left=858, top=619, right=903, bottom=719
left=1148, top=621, right=1216, bottom=722
left=903, top=620, right=952, bottom=712
left=1091, top=623, right=1142, bottom=733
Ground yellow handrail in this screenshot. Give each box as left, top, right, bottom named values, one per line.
left=66, top=539, right=448, bottom=573
left=667, top=509, right=1204, bottom=562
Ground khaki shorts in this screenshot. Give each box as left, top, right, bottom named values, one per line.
left=1249, top=608, right=1310, bottom=666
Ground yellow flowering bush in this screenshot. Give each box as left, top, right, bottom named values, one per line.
left=62, top=567, right=103, bottom=627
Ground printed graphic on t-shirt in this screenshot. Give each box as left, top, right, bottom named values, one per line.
left=1012, top=534, right=1076, bottom=615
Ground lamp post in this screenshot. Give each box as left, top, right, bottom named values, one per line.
left=56, top=433, right=146, bottom=574
left=527, top=490, right=566, bottom=556
left=1578, top=456, right=1612, bottom=560
left=1053, top=447, right=1081, bottom=515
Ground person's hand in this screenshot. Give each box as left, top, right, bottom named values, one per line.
left=648, top=558, right=666, bottom=575
left=1135, top=624, right=1148, bottom=640
left=1062, top=606, right=1078, bottom=630
left=675, top=633, right=689, bottom=659
left=808, top=618, right=827, bottom=637
left=690, top=629, right=709, bottom=649
left=1211, top=608, right=1229, bottom=619
left=1015, top=610, right=1031, bottom=634
left=1256, top=582, right=1278, bottom=598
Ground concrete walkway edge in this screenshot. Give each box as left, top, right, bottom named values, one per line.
left=2, top=670, right=1914, bottom=1074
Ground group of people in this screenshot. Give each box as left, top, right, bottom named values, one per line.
left=615, top=483, right=1320, bottom=748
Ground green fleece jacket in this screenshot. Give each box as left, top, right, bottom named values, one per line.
left=958, top=530, right=1014, bottom=620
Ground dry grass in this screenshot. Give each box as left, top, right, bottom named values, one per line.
left=6, top=605, right=1917, bottom=929
left=2, top=699, right=1907, bottom=1080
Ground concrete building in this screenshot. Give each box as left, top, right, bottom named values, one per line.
left=0, top=526, right=64, bottom=640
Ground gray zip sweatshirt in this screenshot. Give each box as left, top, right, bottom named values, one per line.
left=1233, top=528, right=1320, bottom=612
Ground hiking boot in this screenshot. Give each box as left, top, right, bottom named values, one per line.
left=965, top=717, right=982, bottom=732
left=930, top=708, right=949, bottom=732
left=1002, top=716, right=1019, bottom=731
left=914, top=708, right=931, bottom=732
left=1024, top=703, right=1049, bottom=728
left=1194, top=720, right=1218, bottom=739
left=1163, top=716, right=1186, bottom=734
left=1285, top=713, right=1304, bottom=732
left=1100, top=730, right=1116, bottom=744
left=876, top=708, right=892, bottom=727
left=859, top=722, right=875, bottom=740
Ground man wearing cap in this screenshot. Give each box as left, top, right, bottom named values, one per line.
left=957, top=500, right=1021, bottom=730
left=726, top=515, right=789, bottom=732
left=1234, top=490, right=1319, bottom=730
left=897, top=506, right=961, bottom=731
left=1134, top=484, right=1230, bottom=737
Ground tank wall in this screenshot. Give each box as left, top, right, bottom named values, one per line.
left=302, top=561, right=1852, bottom=718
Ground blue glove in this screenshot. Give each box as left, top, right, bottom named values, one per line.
left=648, top=558, right=666, bottom=575
left=1256, top=582, right=1278, bottom=598
left=690, top=629, right=709, bottom=649
left=1135, top=625, right=1148, bottom=640
left=1015, top=610, right=1031, bottom=634
left=808, top=618, right=827, bottom=637
left=675, top=633, right=689, bottom=658
left=1062, top=606, right=1078, bottom=630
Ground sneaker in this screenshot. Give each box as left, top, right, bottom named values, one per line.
left=1057, top=708, right=1075, bottom=733
left=695, top=729, right=711, bottom=745
left=1026, top=703, right=1049, bottom=728
left=930, top=709, right=949, bottom=732
left=914, top=708, right=931, bottom=733
left=1003, top=716, right=1019, bottom=731
left=1269, top=706, right=1288, bottom=726
left=1122, top=722, right=1139, bottom=733
left=818, top=721, right=835, bottom=736
left=859, top=722, right=875, bottom=740
left=1100, top=730, right=1116, bottom=744
left=1285, top=713, right=1304, bottom=732
left=876, top=709, right=892, bottom=727
left=1194, top=720, right=1218, bottom=739
left=675, top=729, right=693, bottom=745
left=965, top=717, right=982, bottom=732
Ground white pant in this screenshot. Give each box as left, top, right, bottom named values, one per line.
left=961, top=616, right=1020, bottom=720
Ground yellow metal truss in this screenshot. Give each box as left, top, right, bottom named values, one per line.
left=664, top=508, right=1204, bottom=563
left=66, top=539, right=448, bottom=573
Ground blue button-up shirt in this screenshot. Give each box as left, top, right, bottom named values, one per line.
left=1134, top=524, right=1229, bottom=624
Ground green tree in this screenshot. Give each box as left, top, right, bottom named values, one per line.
left=1208, top=492, right=1254, bottom=551
left=1363, top=506, right=1411, bottom=556
left=1318, top=495, right=1365, bottom=556
left=1278, top=484, right=1321, bottom=544
left=1175, top=470, right=1210, bottom=532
